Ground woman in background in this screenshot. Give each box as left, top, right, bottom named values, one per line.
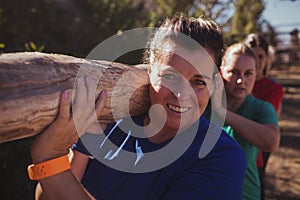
left=244, top=33, right=284, bottom=117
left=216, top=43, right=280, bottom=200
left=244, top=33, right=284, bottom=199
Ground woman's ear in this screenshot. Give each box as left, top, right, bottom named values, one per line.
left=147, top=66, right=152, bottom=75
left=211, top=73, right=223, bottom=96
left=210, top=75, right=217, bottom=96
left=219, top=66, right=224, bottom=76
left=210, top=84, right=215, bottom=96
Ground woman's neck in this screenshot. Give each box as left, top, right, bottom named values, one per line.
left=256, top=73, right=264, bottom=81
left=143, top=115, right=177, bottom=144
left=226, top=95, right=246, bottom=112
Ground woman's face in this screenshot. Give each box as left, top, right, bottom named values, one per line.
left=221, top=54, right=256, bottom=100
left=148, top=47, right=215, bottom=135
left=252, top=46, right=267, bottom=80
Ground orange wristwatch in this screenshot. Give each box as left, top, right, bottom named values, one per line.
left=27, top=155, right=71, bottom=180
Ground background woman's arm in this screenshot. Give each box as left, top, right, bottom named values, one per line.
left=225, top=110, right=280, bottom=152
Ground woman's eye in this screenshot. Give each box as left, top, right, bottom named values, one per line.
left=258, top=54, right=265, bottom=60
left=192, top=79, right=206, bottom=87
left=245, top=71, right=254, bottom=76
left=230, top=70, right=237, bottom=75
left=194, top=79, right=205, bottom=85
left=162, top=73, right=176, bottom=80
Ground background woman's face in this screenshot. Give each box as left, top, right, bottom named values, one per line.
left=148, top=47, right=215, bottom=133
left=221, top=54, right=256, bottom=100
left=252, top=46, right=267, bottom=79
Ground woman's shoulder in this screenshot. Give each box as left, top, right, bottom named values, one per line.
left=262, top=77, right=284, bottom=90
left=243, top=95, right=277, bottom=117
left=215, top=128, right=246, bottom=158
left=194, top=117, right=245, bottom=160
left=243, top=95, right=278, bottom=124
left=245, top=95, right=274, bottom=108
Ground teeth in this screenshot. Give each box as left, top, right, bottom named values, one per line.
left=168, top=104, right=189, bottom=113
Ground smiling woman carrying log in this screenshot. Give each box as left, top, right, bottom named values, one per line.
left=0, top=52, right=150, bottom=143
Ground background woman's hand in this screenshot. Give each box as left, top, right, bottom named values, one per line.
left=211, top=73, right=226, bottom=120
left=31, top=76, right=108, bottom=163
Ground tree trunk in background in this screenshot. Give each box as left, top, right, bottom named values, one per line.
left=0, top=52, right=150, bottom=143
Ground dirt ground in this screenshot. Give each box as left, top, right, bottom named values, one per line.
left=264, top=66, right=300, bottom=200
left=0, top=65, right=299, bottom=200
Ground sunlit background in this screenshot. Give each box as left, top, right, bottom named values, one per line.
left=0, top=0, right=300, bottom=199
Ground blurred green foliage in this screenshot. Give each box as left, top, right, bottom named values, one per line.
left=24, top=41, right=45, bottom=52
left=0, top=0, right=271, bottom=59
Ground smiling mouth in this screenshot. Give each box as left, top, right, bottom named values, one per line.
left=167, top=104, right=190, bottom=113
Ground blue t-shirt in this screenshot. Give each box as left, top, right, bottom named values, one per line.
left=73, top=115, right=246, bottom=200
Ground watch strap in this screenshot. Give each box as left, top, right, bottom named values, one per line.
left=27, top=155, right=70, bottom=180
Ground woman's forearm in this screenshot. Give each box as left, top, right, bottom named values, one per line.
left=225, top=110, right=280, bottom=152
left=36, top=170, right=94, bottom=200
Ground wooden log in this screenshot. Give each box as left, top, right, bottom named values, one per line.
left=0, top=52, right=150, bottom=143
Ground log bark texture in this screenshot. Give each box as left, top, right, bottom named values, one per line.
left=0, top=52, right=150, bottom=143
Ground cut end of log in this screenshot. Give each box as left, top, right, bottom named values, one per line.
left=0, top=52, right=151, bottom=143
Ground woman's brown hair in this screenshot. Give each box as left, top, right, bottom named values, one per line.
left=144, top=13, right=224, bottom=69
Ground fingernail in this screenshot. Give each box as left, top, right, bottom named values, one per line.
left=101, top=90, right=107, bottom=96
left=87, top=76, right=94, bottom=83
left=63, top=90, right=69, bottom=99
left=78, top=77, right=84, bottom=83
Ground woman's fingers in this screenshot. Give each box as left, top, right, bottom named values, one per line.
left=211, top=73, right=227, bottom=121
left=57, top=90, right=72, bottom=121
left=86, top=76, right=97, bottom=104
left=73, top=76, right=97, bottom=113
left=73, top=77, right=87, bottom=110
left=85, top=90, right=108, bottom=134
left=95, top=90, right=108, bottom=119
left=31, top=77, right=105, bottom=160
left=213, top=74, right=224, bottom=102
left=72, top=76, right=108, bottom=135
left=86, top=121, right=104, bottom=134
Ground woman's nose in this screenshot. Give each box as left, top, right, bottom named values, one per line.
left=236, top=77, right=242, bottom=85
left=174, top=82, right=192, bottom=101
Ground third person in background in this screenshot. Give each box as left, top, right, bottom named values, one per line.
left=243, top=33, right=284, bottom=200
